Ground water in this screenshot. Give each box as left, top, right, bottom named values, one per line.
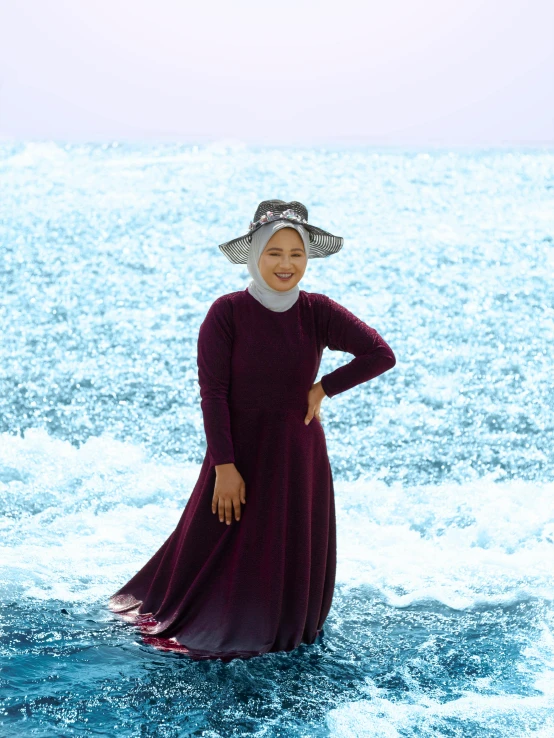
left=1, top=141, right=553, bottom=736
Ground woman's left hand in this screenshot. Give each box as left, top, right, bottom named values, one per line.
left=304, top=381, right=327, bottom=425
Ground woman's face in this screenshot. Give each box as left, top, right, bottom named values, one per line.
left=257, top=227, right=307, bottom=291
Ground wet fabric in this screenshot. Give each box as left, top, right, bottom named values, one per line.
left=107, top=288, right=396, bottom=661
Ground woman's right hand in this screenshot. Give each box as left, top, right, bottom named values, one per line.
left=212, top=463, right=246, bottom=525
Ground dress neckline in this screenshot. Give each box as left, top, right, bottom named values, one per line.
left=244, top=287, right=302, bottom=315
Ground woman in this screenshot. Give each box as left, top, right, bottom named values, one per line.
left=107, top=199, right=396, bottom=661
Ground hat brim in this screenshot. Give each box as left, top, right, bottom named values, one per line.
left=217, top=223, right=344, bottom=264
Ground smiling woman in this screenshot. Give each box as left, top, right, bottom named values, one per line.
left=258, top=227, right=307, bottom=289
left=107, top=199, right=396, bottom=660
left=244, top=211, right=314, bottom=312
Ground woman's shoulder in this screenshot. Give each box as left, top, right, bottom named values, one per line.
left=202, top=290, right=248, bottom=323
left=301, top=291, right=363, bottom=327
left=300, top=290, right=338, bottom=311
left=207, top=290, right=246, bottom=309
left=199, top=291, right=245, bottom=338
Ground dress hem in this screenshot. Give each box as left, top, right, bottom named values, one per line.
left=108, top=597, right=325, bottom=662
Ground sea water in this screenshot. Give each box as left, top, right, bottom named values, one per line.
left=1, top=141, right=553, bottom=737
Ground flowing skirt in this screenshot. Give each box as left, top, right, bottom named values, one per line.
left=107, top=409, right=336, bottom=661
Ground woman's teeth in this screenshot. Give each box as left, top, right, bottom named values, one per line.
left=275, top=273, right=293, bottom=280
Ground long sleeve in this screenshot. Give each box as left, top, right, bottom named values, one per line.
left=197, top=296, right=235, bottom=467
left=319, top=294, right=396, bottom=398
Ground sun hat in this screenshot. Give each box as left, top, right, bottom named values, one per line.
left=218, top=199, right=344, bottom=264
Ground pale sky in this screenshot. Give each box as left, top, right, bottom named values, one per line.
left=0, top=0, right=552, bottom=146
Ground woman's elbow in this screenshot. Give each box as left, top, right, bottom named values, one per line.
left=373, top=334, right=396, bottom=372
left=384, top=347, right=396, bottom=370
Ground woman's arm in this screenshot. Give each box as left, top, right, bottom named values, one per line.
left=197, top=296, right=236, bottom=467
left=319, top=294, right=396, bottom=398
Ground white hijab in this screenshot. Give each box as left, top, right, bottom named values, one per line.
left=246, top=221, right=311, bottom=312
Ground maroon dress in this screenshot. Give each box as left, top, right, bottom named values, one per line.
left=107, top=288, right=396, bottom=660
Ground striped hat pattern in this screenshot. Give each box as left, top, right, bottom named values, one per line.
left=218, top=199, right=344, bottom=264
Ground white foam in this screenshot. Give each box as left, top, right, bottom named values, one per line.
left=2, top=429, right=554, bottom=612
left=334, top=474, right=554, bottom=609
left=328, top=687, right=554, bottom=737
left=5, top=141, right=70, bottom=168
left=328, top=622, right=554, bottom=735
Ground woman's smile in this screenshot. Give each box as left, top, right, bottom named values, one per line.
left=256, top=227, right=308, bottom=291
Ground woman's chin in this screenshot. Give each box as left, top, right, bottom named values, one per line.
left=270, top=278, right=301, bottom=291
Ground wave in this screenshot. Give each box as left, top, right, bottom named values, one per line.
left=1, top=428, right=553, bottom=610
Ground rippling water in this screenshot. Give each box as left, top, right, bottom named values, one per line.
left=1, top=141, right=554, bottom=736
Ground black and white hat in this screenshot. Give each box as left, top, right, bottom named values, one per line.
left=218, top=199, right=344, bottom=264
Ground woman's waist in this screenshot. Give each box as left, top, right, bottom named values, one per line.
left=229, top=385, right=312, bottom=410
left=229, top=400, right=307, bottom=415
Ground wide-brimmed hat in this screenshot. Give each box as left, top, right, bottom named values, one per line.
left=217, top=199, right=344, bottom=264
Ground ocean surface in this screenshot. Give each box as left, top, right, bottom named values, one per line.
left=1, top=141, right=553, bottom=737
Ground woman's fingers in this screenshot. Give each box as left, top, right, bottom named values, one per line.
left=226, top=498, right=234, bottom=525
left=305, top=403, right=323, bottom=425
left=213, top=486, right=246, bottom=524
left=305, top=383, right=326, bottom=424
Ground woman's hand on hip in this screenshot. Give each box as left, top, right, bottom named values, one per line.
left=212, top=463, right=246, bottom=524
left=305, top=381, right=326, bottom=425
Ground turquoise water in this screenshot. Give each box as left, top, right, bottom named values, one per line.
left=1, top=141, right=554, bottom=736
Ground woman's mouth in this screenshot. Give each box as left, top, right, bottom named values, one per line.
left=275, top=273, right=293, bottom=281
